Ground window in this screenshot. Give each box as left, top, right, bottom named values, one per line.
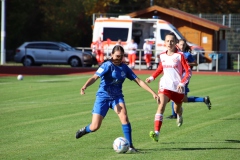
left=45, top=44, right=59, bottom=50
left=103, top=28, right=129, bottom=41
left=59, top=42, right=75, bottom=51
left=26, top=43, right=46, bottom=49
left=160, top=29, right=172, bottom=41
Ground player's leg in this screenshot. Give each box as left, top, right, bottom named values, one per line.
left=187, top=96, right=211, bottom=110
left=96, top=50, right=101, bottom=65
left=174, top=102, right=183, bottom=127
left=128, top=54, right=132, bottom=68
left=145, top=54, right=150, bottom=69
left=99, top=51, right=104, bottom=65
left=145, top=54, right=148, bottom=68
left=114, top=103, right=132, bottom=144
left=150, top=92, right=169, bottom=142
left=132, top=54, right=136, bottom=69
left=76, top=114, right=104, bottom=139
left=167, top=101, right=177, bottom=119
left=113, top=100, right=136, bottom=152
left=168, top=86, right=188, bottom=119
left=172, top=92, right=184, bottom=127
left=76, top=97, right=107, bottom=139
left=169, top=94, right=187, bottom=120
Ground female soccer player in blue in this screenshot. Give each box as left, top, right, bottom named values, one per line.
left=76, top=45, right=160, bottom=153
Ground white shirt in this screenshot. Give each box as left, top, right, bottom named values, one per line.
left=143, top=43, right=152, bottom=54
left=127, top=42, right=137, bottom=54
left=150, top=50, right=191, bottom=93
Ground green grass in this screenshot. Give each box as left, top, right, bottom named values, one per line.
left=0, top=74, right=239, bottom=160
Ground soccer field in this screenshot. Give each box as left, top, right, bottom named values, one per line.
left=0, top=74, right=239, bottom=160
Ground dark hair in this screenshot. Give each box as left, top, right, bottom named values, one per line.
left=179, top=39, right=192, bottom=53
left=112, top=45, right=124, bottom=54
left=165, top=32, right=178, bottom=42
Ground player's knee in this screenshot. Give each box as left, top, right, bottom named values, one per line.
left=119, top=115, right=129, bottom=124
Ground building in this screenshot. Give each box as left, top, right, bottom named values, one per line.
left=127, top=5, right=230, bottom=54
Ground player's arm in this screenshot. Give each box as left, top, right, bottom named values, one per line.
left=187, top=54, right=198, bottom=66
left=133, top=44, right=137, bottom=51
left=176, top=55, right=191, bottom=93
left=180, top=55, right=191, bottom=86
left=143, top=43, right=146, bottom=51
left=145, top=61, right=163, bottom=83
left=133, top=77, right=160, bottom=104
left=80, top=74, right=99, bottom=95
left=188, top=61, right=198, bottom=67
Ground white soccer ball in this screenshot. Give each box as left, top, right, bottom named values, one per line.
left=17, top=75, right=23, bottom=80
left=113, top=137, right=130, bottom=153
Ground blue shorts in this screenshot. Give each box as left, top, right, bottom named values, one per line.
left=92, top=96, right=125, bottom=117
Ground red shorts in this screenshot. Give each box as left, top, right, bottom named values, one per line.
left=159, top=89, right=184, bottom=103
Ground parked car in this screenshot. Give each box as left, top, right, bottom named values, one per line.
left=14, top=41, right=97, bottom=67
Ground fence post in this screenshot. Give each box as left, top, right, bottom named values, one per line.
left=229, top=14, right=231, bottom=27
left=216, top=54, right=218, bottom=72
left=238, top=54, right=239, bottom=73
left=222, top=15, right=225, bottom=25
left=92, top=13, right=95, bottom=25
left=139, top=50, right=142, bottom=71
left=197, top=52, right=199, bottom=72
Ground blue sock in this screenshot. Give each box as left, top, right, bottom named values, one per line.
left=188, top=97, right=204, bottom=102
left=85, top=124, right=92, bottom=133
left=122, top=123, right=132, bottom=147
left=171, top=101, right=177, bottom=116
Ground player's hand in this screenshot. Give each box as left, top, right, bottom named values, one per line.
left=145, top=77, right=151, bottom=83
left=153, top=94, right=160, bottom=104
left=177, top=85, right=184, bottom=93
left=80, top=87, right=86, bottom=95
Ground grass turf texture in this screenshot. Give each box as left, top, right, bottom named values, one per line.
left=0, top=74, right=239, bottom=160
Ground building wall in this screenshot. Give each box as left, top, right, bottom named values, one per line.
left=135, top=12, right=216, bottom=53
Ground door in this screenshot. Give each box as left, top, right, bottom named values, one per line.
left=26, top=43, right=48, bottom=63
left=46, top=43, right=67, bottom=63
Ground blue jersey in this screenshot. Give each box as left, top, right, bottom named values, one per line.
left=183, top=51, right=195, bottom=63
left=95, top=61, right=137, bottom=98
left=182, top=51, right=195, bottom=94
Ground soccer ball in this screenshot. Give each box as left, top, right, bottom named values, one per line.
left=17, top=75, right=23, bottom=80
left=113, top=137, right=130, bottom=153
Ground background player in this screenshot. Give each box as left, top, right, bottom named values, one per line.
left=167, top=39, right=211, bottom=119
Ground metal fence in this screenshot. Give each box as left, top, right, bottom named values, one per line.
left=195, top=14, right=240, bottom=52
left=76, top=47, right=240, bottom=73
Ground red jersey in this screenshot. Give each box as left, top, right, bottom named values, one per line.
left=151, top=50, right=191, bottom=94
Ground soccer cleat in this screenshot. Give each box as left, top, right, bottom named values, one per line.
left=177, top=115, right=183, bottom=127
left=149, top=131, right=159, bottom=142
left=76, top=127, right=87, bottom=139
left=204, top=96, right=211, bottom=110
left=128, top=146, right=138, bottom=153
left=166, top=115, right=177, bottom=119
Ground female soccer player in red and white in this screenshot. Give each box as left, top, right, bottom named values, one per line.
left=145, top=32, right=191, bottom=142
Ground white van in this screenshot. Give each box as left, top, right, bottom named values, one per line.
left=92, top=16, right=204, bottom=64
